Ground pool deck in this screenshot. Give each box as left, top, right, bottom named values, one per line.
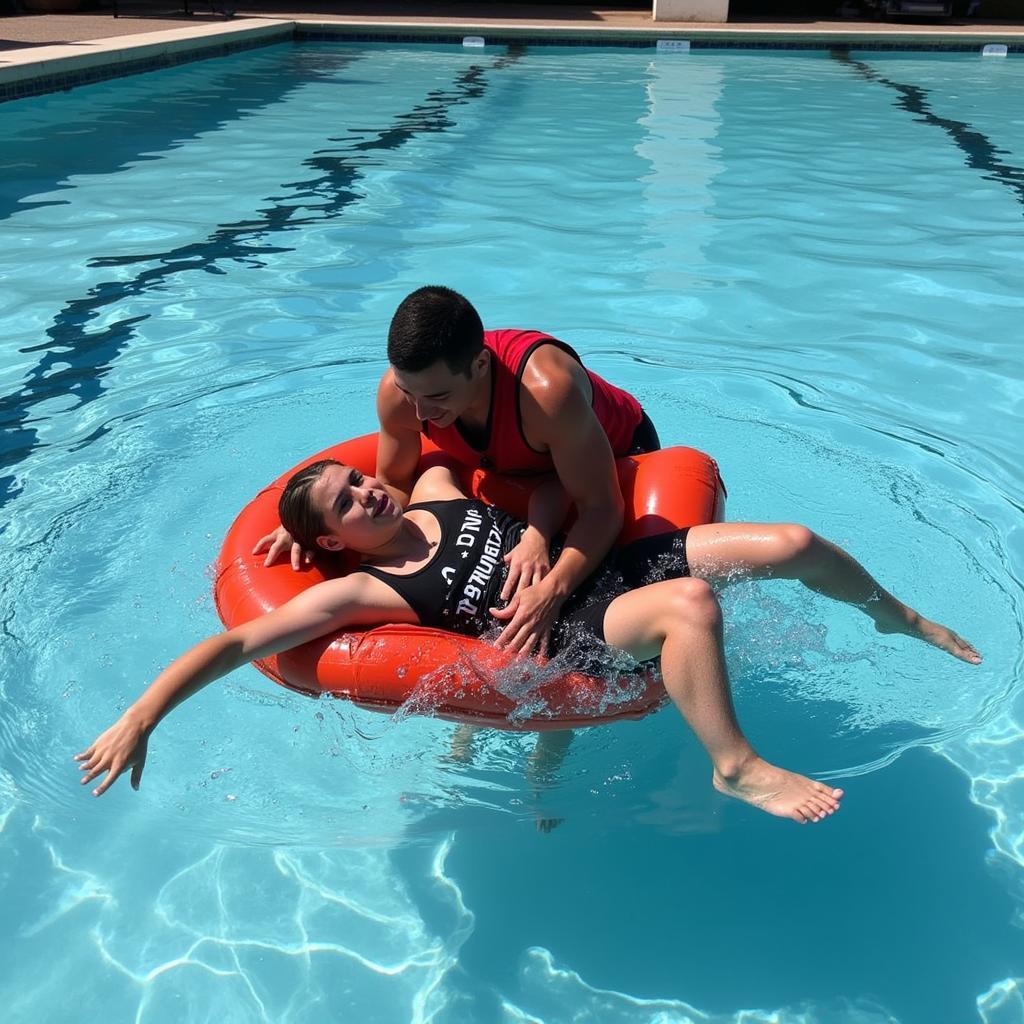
left=3, top=4, right=1023, bottom=46
left=1, top=2, right=1022, bottom=99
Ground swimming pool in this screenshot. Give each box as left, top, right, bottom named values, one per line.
left=1, top=39, right=1022, bottom=1022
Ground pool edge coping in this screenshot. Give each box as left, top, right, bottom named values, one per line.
left=2, top=16, right=1022, bottom=102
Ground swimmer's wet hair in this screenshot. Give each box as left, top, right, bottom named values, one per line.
left=388, top=286, right=484, bottom=377
left=279, top=459, right=340, bottom=553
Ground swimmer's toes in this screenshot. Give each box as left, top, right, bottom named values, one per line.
left=714, top=761, right=842, bottom=824
left=956, top=635, right=983, bottom=664
left=812, top=796, right=839, bottom=819
left=805, top=795, right=829, bottom=816
left=798, top=799, right=826, bottom=824
left=787, top=782, right=840, bottom=824
left=920, top=620, right=983, bottom=664
left=814, top=782, right=844, bottom=808
left=943, top=628, right=981, bottom=662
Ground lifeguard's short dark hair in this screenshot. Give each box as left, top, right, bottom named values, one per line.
left=387, top=286, right=484, bottom=377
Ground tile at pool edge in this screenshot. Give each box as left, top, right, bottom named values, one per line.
left=0, top=21, right=293, bottom=84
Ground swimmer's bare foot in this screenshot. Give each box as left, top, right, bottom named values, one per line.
left=713, top=756, right=843, bottom=824
left=873, top=606, right=982, bottom=665
left=913, top=617, right=982, bottom=664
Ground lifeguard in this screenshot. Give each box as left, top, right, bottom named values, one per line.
left=263, top=286, right=662, bottom=657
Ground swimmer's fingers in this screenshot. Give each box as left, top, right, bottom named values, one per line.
left=82, top=742, right=146, bottom=796
left=289, top=541, right=313, bottom=572
left=252, top=530, right=278, bottom=558
left=77, top=750, right=121, bottom=792
left=76, top=717, right=148, bottom=795
left=130, top=739, right=148, bottom=791
left=76, top=742, right=111, bottom=780
left=253, top=527, right=302, bottom=569
left=92, top=760, right=128, bottom=797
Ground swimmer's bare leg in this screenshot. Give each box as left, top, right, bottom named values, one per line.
left=448, top=726, right=572, bottom=830
left=528, top=729, right=574, bottom=779
left=448, top=724, right=480, bottom=764
left=528, top=729, right=573, bottom=833
left=603, top=579, right=843, bottom=824
left=685, top=524, right=982, bottom=665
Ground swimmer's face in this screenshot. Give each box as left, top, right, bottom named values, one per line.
left=310, top=463, right=400, bottom=552
left=391, top=351, right=489, bottom=429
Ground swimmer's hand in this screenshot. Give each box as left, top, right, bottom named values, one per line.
left=253, top=526, right=313, bottom=571
left=490, top=583, right=565, bottom=658
left=500, top=527, right=551, bottom=602
left=75, top=711, right=150, bottom=797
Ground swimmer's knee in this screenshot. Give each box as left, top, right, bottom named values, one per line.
left=663, top=578, right=721, bottom=631
left=771, top=524, right=817, bottom=565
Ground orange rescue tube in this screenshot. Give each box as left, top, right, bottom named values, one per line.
left=214, top=434, right=725, bottom=731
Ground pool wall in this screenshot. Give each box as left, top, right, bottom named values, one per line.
left=1, top=17, right=1022, bottom=104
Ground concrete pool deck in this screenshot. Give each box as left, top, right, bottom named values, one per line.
left=1, top=3, right=1022, bottom=100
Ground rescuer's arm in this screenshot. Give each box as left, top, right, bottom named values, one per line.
left=491, top=367, right=623, bottom=656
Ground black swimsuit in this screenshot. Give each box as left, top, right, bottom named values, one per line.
left=358, top=500, right=524, bottom=638
left=358, top=497, right=691, bottom=656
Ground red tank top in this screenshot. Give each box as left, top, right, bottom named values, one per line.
left=423, top=329, right=643, bottom=474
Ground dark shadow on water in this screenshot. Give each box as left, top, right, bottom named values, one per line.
left=397, top=746, right=1023, bottom=1023
left=0, top=44, right=526, bottom=511
left=833, top=49, right=1024, bottom=213
left=0, top=45, right=341, bottom=223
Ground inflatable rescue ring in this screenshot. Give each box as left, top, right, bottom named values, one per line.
left=215, top=434, right=725, bottom=731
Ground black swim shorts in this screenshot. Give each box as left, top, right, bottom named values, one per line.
left=627, top=409, right=661, bottom=456
left=550, top=527, right=691, bottom=655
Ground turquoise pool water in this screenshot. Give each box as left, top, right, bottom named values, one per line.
left=1, top=40, right=1022, bottom=1022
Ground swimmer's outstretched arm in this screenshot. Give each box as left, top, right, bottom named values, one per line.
left=75, top=575, right=384, bottom=797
